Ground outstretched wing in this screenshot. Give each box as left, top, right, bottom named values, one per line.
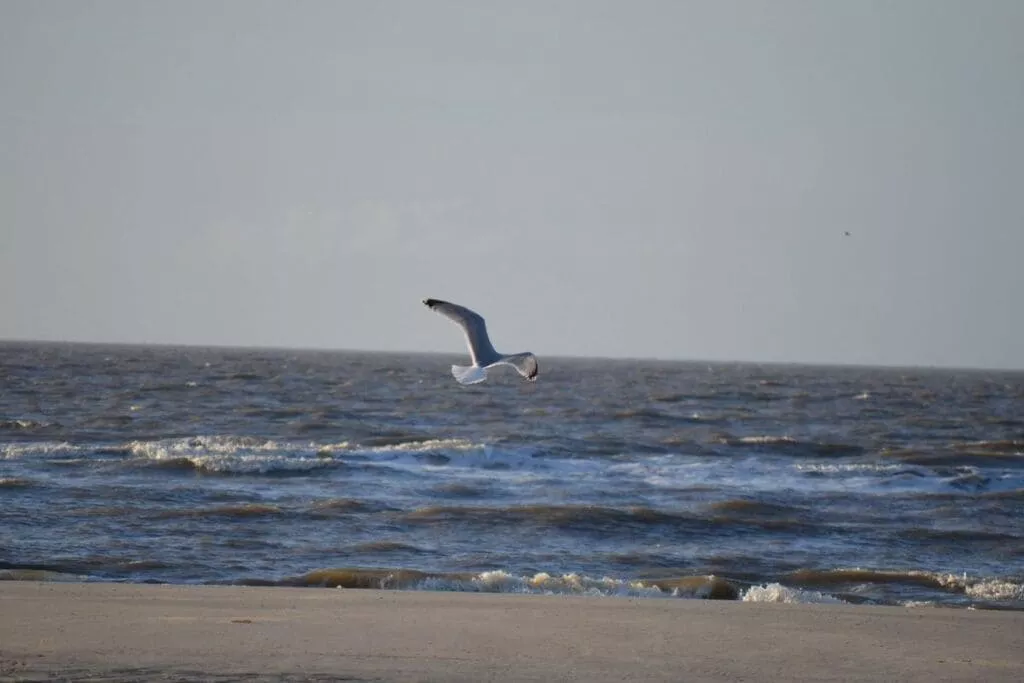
left=423, top=298, right=499, bottom=365
left=495, top=352, right=538, bottom=382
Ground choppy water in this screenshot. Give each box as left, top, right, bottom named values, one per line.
left=2, top=341, right=1022, bottom=608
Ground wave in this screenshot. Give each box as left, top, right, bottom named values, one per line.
left=0, top=476, right=37, bottom=489
left=0, top=418, right=48, bottom=431
left=612, top=408, right=708, bottom=425
left=746, top=570, right=1024, bottom=607
left=140, top=453, right=336, bottom=475
left=351, top=438, right=485, bottom=456
left=0, top=434, right=540, bottom=475
left=1, top=441, right=77, bottom=459
left=782, top=568, right=1024, bottom=604
left=122, top=435, right=458, bottom=475
left=0, top=558, right=173, bottom=579
left=127, top=436, right=337, bottom=475
left=785, top=568, right=963, bottom=591
left=795, top=462, right=922, bottom=476
left=238, top=567, right=739, bottom=599
left=395, top=502, right=820, bottom=536
left=965, top=579, right=1024, bottom=601
left=397, top=504, right=692, bottom=532
left=4, top=551, right=1016, bottom=607
left=713, top=435, right=864, bottom=457
left=742, top=583, right=845, bottom=604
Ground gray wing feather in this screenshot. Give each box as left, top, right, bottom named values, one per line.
left=423, top=299, right=500, bottom=365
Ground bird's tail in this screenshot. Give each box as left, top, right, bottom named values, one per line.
left=451, top=365, right=488, bottom=385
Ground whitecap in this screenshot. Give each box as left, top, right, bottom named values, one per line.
left=742, top=583, right=845, bottom=604
left=1, top=441, right=79, bottom=459
left=965, top=579, right=1024, bottom=602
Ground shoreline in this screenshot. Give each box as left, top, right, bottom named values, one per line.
left=2, top=581, right=1022, bottom=682
left=3, top=566, right=1020, bottom=610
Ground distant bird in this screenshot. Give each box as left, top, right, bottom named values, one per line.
left=843, top=231, right=851, bottom=236
left=423, top=298, right=538, bottom=385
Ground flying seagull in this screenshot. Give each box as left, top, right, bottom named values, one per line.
left=423, top=298, right=539, bottom=385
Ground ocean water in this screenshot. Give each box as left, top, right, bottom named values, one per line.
left=1, top=341, right=1022, bottom=609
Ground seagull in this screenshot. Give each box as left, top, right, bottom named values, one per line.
left=423, top=298, right=539, bottom=385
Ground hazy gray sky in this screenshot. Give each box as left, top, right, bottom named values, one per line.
left=2, top=0, right=1022, bottom=368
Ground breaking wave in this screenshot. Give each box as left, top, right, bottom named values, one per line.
left=126, top=436, right=336, bottom=474
left=1, top=441, right=78, bottom=459
left=781, top=568, right=1024, bottom=606
left=1, top=435, right=515, bottom=475
left=742, top=583, right=845, bottom=604
left=237, top=568, right=740, bottom=599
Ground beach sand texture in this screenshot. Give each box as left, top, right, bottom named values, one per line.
left=1, top=582, right=1022, bottom=682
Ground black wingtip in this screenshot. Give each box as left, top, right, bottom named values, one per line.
left=527, top=359, right=539, bottom=381
left=423, top=298, right=446, bottom=308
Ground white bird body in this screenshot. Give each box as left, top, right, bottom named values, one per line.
left=423, top=298, right=539, bottom=385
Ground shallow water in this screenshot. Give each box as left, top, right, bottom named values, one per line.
left=2, top=342, right=1022, bottom=608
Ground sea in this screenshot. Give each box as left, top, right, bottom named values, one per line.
left=2, top=341, right=1022, bottom=609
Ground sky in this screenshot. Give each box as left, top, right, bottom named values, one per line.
left=2, top=1, right=1023, bottom=369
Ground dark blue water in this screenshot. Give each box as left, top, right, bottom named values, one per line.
left=2, top=341, right=1022, bottom=608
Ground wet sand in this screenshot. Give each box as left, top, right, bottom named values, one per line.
left=1, top=582, right=1022, bottom=682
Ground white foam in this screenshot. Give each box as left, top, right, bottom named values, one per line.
left=360, top=438, right=483, bottom=454
left=127, top=435, right=282, bottom=457
left=795, top=462, right=915, bottom=475
left=965, top=579, right=1024, bottom=602
left=414, top=570, right=671, bottom=598
left=742, top=583, right=845, bottom=604
left=1, top=441, right=78, bottom=459
left=173, top=453, right=332, bottom=474
left=126, top=436, right=333, bottom=474
left=118, top=435, right=551, bottom=475
left=603, top=448, right=962, bottom=497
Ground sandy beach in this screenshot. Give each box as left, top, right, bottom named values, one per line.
left=0, top=582, right=1021, bottom=682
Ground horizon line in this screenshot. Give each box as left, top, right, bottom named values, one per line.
left=1, top=335, right=1022, bottom=374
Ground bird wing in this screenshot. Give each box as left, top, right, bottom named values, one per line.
left=423, top=298, right=500, bottom=365
left=497, top=353, right=538, bottom=381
